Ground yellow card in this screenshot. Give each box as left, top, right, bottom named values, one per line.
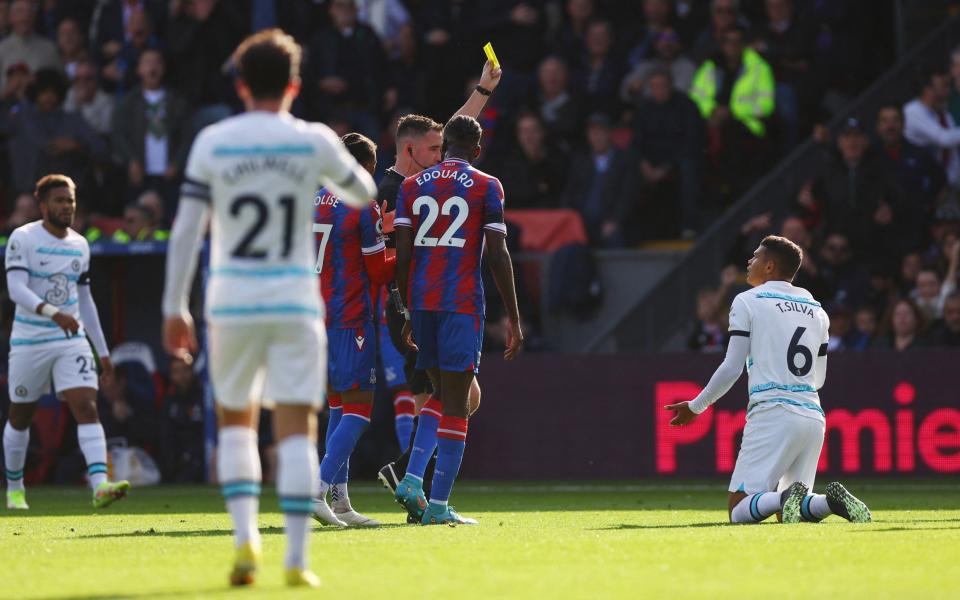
left=483, top=42, right=500, bottom=70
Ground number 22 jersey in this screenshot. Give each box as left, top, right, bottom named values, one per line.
left=394, top=158, right=506, bottom=316
left=182, top=112, right=370, bottom=324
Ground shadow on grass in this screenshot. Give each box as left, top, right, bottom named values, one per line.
left=590, top=522, right=728, bottom=531
left=848, top=526, right=960, bottom=533
left=35, top=587, right=233, bottom=600
left=71, top=523, right=411, bottom=540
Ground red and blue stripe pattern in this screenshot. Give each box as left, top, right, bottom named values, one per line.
left=315, top=188, right=385, bottom=328
left=394, top=159, right=506, bottom=316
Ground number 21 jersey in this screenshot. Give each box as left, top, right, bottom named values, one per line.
left=183, top=112, right=371, bottom=324
left=729, top=280, right=830, bottom=421
left=394, top=158, right=506, bottom=316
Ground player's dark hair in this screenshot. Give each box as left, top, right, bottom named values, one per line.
left=34, top=174, right=75, bottom=202
left=442, top=115, right=483, bottom=157
left=396, top=114, right=442, bottom=140
left=341, top=132, right=377, bottom=170
left=760, top=235, right=803, bottom=280
left=233, top=28, right=301, bottom=100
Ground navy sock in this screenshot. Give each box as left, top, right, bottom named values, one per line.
left=319, top=403, right=371, bottom=485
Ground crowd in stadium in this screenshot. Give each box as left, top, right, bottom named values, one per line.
left=0, top=0, right=895, bottom=246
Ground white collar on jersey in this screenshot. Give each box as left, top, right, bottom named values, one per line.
left=441, top=158, right=470, bottom=166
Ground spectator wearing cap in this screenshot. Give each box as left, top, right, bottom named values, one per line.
left=112, top=49, right=191, bottom=213
left=534, top=55, right=584, bottom=151
left=4, top=68, right=107, bottom=196
left=690, top=25, right=774, bottom=184
left=489, top=111, right=568, bottom=210
left=929, top=292, right=960, bottom=346
left=0, top=0, right=60, bottom=89
left=630, top=67, right=704, bottom=239
left=806, top=118, right=901, bottom=257
left=561, top=113, right=637, bottom=247
left=620, top=27, right=697, bottom=104
left=64, top=60, right=114, bottom=137
left=875, top=103, right=946, bottom=249
left=903, top=69, right=960, bottom=189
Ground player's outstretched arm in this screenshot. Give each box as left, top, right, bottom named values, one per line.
left=665, top=335, right=749, bottom=425
left=161, top=197, right=210, bottom=359
left=484, top=230, right=523, bottom=360
left=452, top=60, right=502, bottom=121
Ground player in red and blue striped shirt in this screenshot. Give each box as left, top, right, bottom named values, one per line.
left=312, top=133, right=394, bottom=528
left=393, top=115, right=523, bottom=525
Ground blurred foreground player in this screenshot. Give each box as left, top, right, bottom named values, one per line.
left=162, top=29, right=375, bottom=587
left=665, top=236, right=871, bottom=524
left=4, top=174, right=127, bottom=510
left=312, top=133, right=394, bottom=527
left=393, top=115, right=523, bottom=525
left=377, top=60, right=500, bottom=497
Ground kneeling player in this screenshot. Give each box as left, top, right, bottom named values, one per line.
left=666, top=236, right=871, bottom=524
left=4, top=174, right=129, bottom=510
left=312, top=133, right=395, bottom=527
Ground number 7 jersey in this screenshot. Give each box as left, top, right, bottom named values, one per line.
left=182, top=112, right=371, bottom=324
left=394, top=158, right=507, bottom=316
left=729, top=280, right=830, bottom=422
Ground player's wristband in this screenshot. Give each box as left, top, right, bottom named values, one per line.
left=39, top=303, right=59, bottom=318
left=475, top=84, right=493, bottom=96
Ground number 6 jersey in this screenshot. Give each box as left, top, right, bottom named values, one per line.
left=394, top=158, right=506, bottom=316
left=181, top=112, right=374, bottom=324
left=728, top=280, right=830, bottom=422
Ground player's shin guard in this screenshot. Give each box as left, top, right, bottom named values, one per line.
left=730, top=491, right=783, bottom=524
left=277, top=435, right=319, bottom=570
left=406, top=397, right=442, bottom=480
left=429, top=416, right=468, bottom=506
left=319, top=403, right=371, bottom=494
left=393, top=390, right=416, bottom=450
left=77, top=423, right=108, bottom=489
left=800, top=494, right=832, bottom=522
left=3, top=422, right=29, bottom=492
left=218, top=427, right=262, bottom=549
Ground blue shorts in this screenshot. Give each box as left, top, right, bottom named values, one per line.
left=411, top=311, right=483, bottom=374
left=377, top=316, right=407, bottom=388
left=328, top=322, right=377, bottom=393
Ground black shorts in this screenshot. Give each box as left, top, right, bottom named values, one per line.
left=386, top=289, right=433, bottom=396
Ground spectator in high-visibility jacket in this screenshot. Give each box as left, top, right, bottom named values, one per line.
left=689, top=26, right=774, bottom=139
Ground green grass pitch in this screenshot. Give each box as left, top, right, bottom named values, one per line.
left=3, top=481, right=959, bottom=599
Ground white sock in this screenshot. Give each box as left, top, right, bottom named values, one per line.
left=730, top=492, right=782, bottom=523
left=318, top=479, right=330, bottom=499
left=277, top=435, right=319, bottom=570
left=331, top=483, right=351, bottom=512
left=77, top=423, right=108, bottom=489
left=807, top=494, right=833, bottom=520
left=3, top=423, right=29, bottom=492
left=217, top=427, right=262, bottom=549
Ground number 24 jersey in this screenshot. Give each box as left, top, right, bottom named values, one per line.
left=394, top=158, right=506, bottom=316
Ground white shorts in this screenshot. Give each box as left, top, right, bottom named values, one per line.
left=208, top=320, right=327, bottom=410
left=8, top=340, right=98, bottom=403
left=729, top=404, right=825, bottom=494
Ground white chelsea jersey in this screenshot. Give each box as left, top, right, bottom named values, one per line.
left=4, top=221, right=89, bottom=346
left=729, top=280, right=830, bottom=421
left=182, top=112, right=365, bottom=323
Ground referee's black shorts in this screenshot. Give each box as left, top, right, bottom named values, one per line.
left=385, top=290, right=433, bottom=396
